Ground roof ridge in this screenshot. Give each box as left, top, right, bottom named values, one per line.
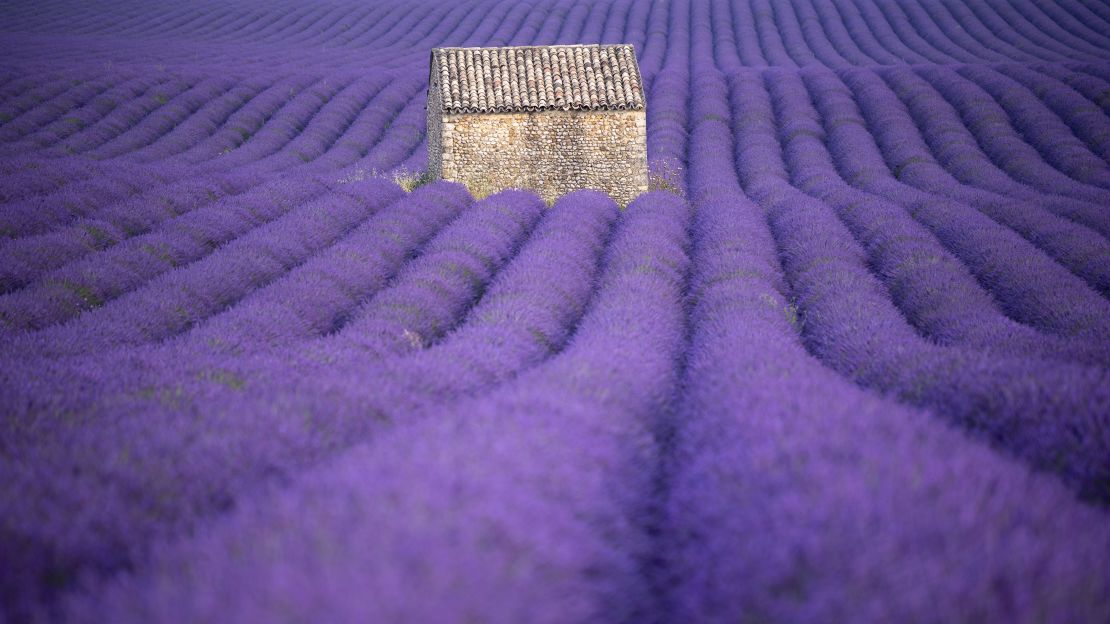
left=433, top=43, right=631, bottom=51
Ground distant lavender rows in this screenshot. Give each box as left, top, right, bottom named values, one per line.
left=2, top=0, right=1110, bottom=622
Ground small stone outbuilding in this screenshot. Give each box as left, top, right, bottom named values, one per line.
left=426, top=44, right=647, bottom=206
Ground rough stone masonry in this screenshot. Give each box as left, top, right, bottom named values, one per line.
left=426, top=44, right=648, bottom=206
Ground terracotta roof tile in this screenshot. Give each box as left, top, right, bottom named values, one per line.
left=430, top=44, right=644, bottom=114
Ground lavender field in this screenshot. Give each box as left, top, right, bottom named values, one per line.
left=1, top=0, right=1109, bottom=621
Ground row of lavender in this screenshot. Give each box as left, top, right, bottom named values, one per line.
left=9, top=180, right=1103, bottom=622
left=5, top=0, right=1110, bottom=175
left=3, top=0, right=1110, bottom=70
left=3, top=58, right=1107, bottom=334
left=4, top=134, right=1109, bottom=618
left=2, top=0, right=1110, bottom=621
left=3, top=0, right=1110, bottom=268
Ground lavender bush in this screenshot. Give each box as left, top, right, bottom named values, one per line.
left=2, top=0, right=1109, bottom=622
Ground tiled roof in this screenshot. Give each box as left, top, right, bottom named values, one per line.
left=429, top=44, right=645, bottom=114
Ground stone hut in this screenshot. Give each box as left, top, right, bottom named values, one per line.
left=426, top=44, right=647, bottom=206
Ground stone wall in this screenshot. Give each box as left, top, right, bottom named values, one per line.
left=426, top=72, right=444, bottom=180
left=430, top=109, right=647, bottom=207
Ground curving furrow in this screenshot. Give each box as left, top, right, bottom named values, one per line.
left=662, top=188, right=1110, bottom=622
left=729, top=69, right=1110, bottom=497
left=51, top=75, right=206, bottom=156
left=166, top=76, right=343, bottom=169
left=0, top=177, right=396, bottom=353
left=834, top=68, right=1110, bottom=296
left=0, top=167, right=157, bottom=240
left=0, top=157, right=102, bottom=207
left=328, top=190, right=541, bottom=358
left=120, top=80, right=272, bottom=162
left=0, top=172, right=256, bottom=296
left=983, top=0, right=1108, bottom=60
left=0, top=75, right=127, bottom=146
left=943, top=0, right=1071, bottom=61
left=0, top=189, right=619, bottom=444
left=0, top=73, right=84, bottom=133
left=992, top=63, right=1110, bottom=163
left=785, top=0, right=867, bottom=67
left=6, top=75, right=173, bottom=153
left=853, top=0, right=956, bottom=65
left=171, top=73, right=322, bottom=164
left=0, top=189, right=625, bottom=619
left=956, top=64, right=1110, bottom=187
left=785, top=69, right=1110, bottom=340
left=760, top=176, right=1110, bottom=498
left=91, top=75, right=317, bottom=160
left=1029, top=62, right=1110, bottom=118
left=821, top=0, right=901, bottom=65
left=917, top=65, right=1110, bottom=203
left=180, top=181, right=477, bottom=355
left=19, top=175, right=308, bottom=319
left=1014, top=0, right=1110, bottom=54
left=888, top=0, right=1002, bottom=62
left=725, top=68, right=1110, bottom=366
left=51, top=191, right=690, bottom=624
left=336, top=82, right=430, bottom=178
left=877, top=67, right=1110, bottom=236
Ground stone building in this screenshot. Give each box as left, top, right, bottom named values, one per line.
left=426, top=44, right=647, bottom=206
